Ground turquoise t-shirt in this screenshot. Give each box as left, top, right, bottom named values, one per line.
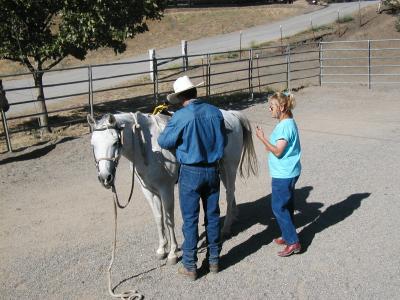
left=268, top=118, right=301, bottom=179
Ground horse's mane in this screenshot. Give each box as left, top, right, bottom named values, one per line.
left=112, top=112, right=170, bottom=129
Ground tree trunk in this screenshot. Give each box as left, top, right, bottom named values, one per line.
left=33, top=71, right=51, bottom=133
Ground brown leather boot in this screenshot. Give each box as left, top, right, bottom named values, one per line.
left=178, top=265, right=197, bottom=281
left=209, top=263, right=219, bottom=274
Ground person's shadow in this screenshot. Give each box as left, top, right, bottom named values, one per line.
left=298, top=192, right=370, bottom=251
left=207, top=188, right=370, bottom=273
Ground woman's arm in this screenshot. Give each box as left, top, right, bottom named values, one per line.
left=255, top=126, right=287, bottom=158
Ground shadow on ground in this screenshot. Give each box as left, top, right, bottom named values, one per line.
left=0, top=136, right=76, bottom=165
left=197, top=189, right=370, bottom=275
left=299, top=192, right=371, bottom=251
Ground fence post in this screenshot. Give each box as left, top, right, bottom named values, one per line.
left=149, top=49, right=156, bottom=82
left=319, top=42, right=324, bottom=86
left=239, top=31, right=243, bottom=60
left=248, top=49, right=254, bottom=100
left=207, top=54, right=211, bottom=96
left=205, top=55, right=209, bottom=97
left=311, top=17, right=315, bottom=40
left=88, top=65, right=94, bottom=120
left=0, top=80, right=12, bottom=152
left=1, top=110, right=12, bottom=152
left=182, top=40, right=188, bottom=72
left=153, top=54, right=159, bottom=104
left=368, top=40, right=371, bottom=89
left=318, top=42, right=323, bottom=86
left=256, top=53, right=261, bottom=94
left=286, top=45, right=291, bottom=91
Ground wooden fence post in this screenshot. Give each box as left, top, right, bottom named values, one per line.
left=149, top=49, right=156, bottom=82
left=0, top=110, right=12, bottom=152
left=182, top=40, right=188, bottom=72
left=239, top=31, right=243, bottom=60
left=88, top=65, right=94, bottom=120
left=0, top=80, right=12, bottom=152
left=153, top=55, right=159, bottom=104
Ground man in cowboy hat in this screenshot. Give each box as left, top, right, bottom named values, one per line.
left=158, top=75, right=226, bottom=280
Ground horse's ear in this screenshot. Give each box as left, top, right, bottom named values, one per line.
left=108, top=114, right=116, bottom=126
left=87, top=114, right=95, bottom=127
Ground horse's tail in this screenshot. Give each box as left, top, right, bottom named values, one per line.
left=229, top=111, right=259, bottom=178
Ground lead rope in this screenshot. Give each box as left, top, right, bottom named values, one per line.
left=107, top=166, right=142, bottom=299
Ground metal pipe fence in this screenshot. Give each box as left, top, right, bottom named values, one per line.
left=1, top=38, right=399, bottom=152
left=320, top=39, right=400, bottom=88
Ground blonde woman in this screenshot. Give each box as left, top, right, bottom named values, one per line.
left=255, top=91, right=302, bottom=257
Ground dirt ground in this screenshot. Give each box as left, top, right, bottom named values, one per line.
left=1, top=85, right=399, bottom=299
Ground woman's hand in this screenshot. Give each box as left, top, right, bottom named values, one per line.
left=255, top=125, right=265, bottom=140
left=255, top=125, right=287, bottom=157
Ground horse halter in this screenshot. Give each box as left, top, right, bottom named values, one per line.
left=92, top=125, right=123, bottom=175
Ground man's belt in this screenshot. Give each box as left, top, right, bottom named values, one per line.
left=184, top=162, right=218, bottom=167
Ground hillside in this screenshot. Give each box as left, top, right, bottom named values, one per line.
left=0, top=1, right=318, bottom=74
left=325, top=5, right=400, bottom=41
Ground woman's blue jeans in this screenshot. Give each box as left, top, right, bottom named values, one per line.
left=271, top=176, right=299, bottom=245
left=178, top=164, right=221, bottom=271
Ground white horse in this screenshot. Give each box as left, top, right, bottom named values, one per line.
left=88, top=110, right=258, bottom=265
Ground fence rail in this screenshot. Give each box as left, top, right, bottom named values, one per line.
left=320, top=39, right=400, bottom=88
left=1, top=38, right=399, bottom=153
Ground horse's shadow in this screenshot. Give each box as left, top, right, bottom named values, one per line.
left=198, top=187, right=370, bottom=273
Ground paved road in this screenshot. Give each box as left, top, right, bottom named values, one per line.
left=3, top=1, right=378, bottom=115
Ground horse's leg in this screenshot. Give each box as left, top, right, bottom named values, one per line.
left=220, top=161, right=239, bottom=238
left=140, top=185, right=168, bottom=260
left=159, top=186, right=178, bottom=265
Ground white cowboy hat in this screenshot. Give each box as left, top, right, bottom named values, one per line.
left=167, top=76, right=203, bottom=104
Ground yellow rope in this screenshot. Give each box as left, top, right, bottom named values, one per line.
left=152, top=103, right=169, bottom=115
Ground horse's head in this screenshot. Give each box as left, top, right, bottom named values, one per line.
left=87, top=114, right=123, bottom=189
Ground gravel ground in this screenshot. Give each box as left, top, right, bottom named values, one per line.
left=1, top=86, right=400, bottom=299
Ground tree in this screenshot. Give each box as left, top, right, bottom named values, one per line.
left=0, top=0, right=165, bottom=131
left=381, top=1, right=400, bottom=32
left=382, top=0, right=400, bottom=11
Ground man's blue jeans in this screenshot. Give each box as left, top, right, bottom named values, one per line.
left=271, top=176, right=299, bottom=245
left=178, top=164, right=221, bottom=271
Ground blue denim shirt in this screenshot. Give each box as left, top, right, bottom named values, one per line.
left=157, top=99, right=226, bottom=165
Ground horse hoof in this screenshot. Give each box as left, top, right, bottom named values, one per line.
left=166, top=256, right=178, bottom=265
left=156, top=253, right=167, bottom=260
